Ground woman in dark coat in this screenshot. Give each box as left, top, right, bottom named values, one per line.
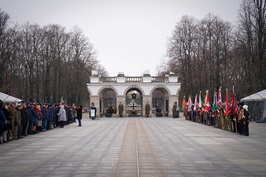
left=76, top=105, right=83, bottom=127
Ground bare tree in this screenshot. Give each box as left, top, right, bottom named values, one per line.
left=166, top=14, right=235, bottom=102
left=237, top=0, right=266, bottom=95
left=0, top=10, right=105, bottom=105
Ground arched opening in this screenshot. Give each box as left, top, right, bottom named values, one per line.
left=100, top=88, right=117, bottom=117
left=152, top=88, right=169, bottom=117
left=125, top=88, right=143, bottom=117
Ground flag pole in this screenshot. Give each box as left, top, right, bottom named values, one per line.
left=233, top=86, right=238, bottom=134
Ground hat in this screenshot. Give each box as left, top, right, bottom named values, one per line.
left=243, top=105, right=248, bottom=111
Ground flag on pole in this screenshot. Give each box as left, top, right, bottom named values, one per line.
left=204, top=90, right=210, bottom=113
left=225, top=88, right=229, bottom=115
left=217, top=87, right=223, bottom=108
left=188, top=95, right=192, bottom=111
left=212, top=91, right=217, bottom=112
left=182, top=95, right=187, bottom=109
left=194, top=94, right=198, bottom=110
left=230, top=86, right=237, bottom=116
left=199, top=91, right=202, bottom=108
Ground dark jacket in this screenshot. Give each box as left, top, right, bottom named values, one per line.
left=20, top=108, right=27, bottom=125
left=76, top=108, right=82, bottom=120
left=0, top=108, right=6, bottom=125
left=3, top=108, right=11, bottom=130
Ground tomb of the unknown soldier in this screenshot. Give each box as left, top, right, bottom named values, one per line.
left=1, top=0, right=266, bottom=176
left=0, top=71, right=266, bottom=177
left=86, top=70, right=181, bottom=118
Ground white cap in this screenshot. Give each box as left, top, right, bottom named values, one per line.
left=243, top=105, right=248, bottom=111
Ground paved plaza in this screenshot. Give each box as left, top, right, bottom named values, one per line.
left=0, top=115, right=266, bottom=177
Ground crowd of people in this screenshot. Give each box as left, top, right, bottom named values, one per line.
left=183, top=102, right=250, bottom=136
left=0, top=100, right=83, bottom=144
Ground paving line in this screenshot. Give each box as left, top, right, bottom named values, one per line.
left=134, top=118, right=140, bottom=177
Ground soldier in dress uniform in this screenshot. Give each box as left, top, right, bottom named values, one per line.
left=225, top=114, right=231, bottom=131
left=172, top=102, right=177, bottom=118
left=90, top=103, right=97, bottom=120
left=216, top=108, right=222, bottom=128
left=220, top=108, right=225, bottom=130
left=8, top=103, right=18, bottom=140
left=118, top=102, right=123, bottom=117
left=183, top=105, right=188, bottom=119
left=237, top=102, right=244, bottom=134
left=145, top=102, right=150, bottom=117
left=199, top=107, right=204, bottom=124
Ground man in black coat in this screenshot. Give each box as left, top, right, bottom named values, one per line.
left=76, top=105, right=83, bottom=127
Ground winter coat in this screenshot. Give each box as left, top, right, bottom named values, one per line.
left=41, top=107, right=48, bottom=120
left=30, top=106, right=38, bottom=122
left=0, top=108, right=6, bottom=125
left=20, top=108, right=27, bottom=125
left=57, top=107, right=66, bottom=122
left=76, top=108, right=82, bottom=120
left=3, top=108, right=11, bottom=131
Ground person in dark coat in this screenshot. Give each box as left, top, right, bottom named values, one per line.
left=41, top=104, right=48, bottom=131
left=76, top=105, right=83, bottom=127
left=3, top=102, right=11, bottom=142
left=20, top=103, right=28, bottom=137
left=0, top=100, right=7, bottom=144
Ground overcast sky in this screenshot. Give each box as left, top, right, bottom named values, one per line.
left=0, top=0, right=242, bottom=76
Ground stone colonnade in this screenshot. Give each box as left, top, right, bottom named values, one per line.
left=87, top=71, right=181, bottom=117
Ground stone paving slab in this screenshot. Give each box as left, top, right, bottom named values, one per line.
left=0, top=116, right=266, bottom=177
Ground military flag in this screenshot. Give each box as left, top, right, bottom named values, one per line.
left=194, top=94, right=198, bottom=110
left=212, top=91, right=217, bottom=112
left=188, top=95, right=192, bottom=111
left=199, top=91, right=202, bottom=108
left=225, top=88, right=229, bottom=115
left=231, top=86, right=238, bottom=133
left=204, top=90, right=210, bottom=113
left=182, top=95, right=187, bottom=109
left=217, top=87, right=223, bottom=108
left=231, top=86, right=237, bottom=115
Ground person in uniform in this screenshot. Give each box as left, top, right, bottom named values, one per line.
left=145, top=102, right=150, bottom=117
left=90, top=103, right=97, bottom=120
left=199, top=107, right=204, bottom=124
left=237, top=102, right=244, bottom=134
left=243, top=105, right=250, bottom=136
left=220, top=107, right=225, bottom=130
left=183, top=105, right=188, bottom=120
left=8, top=102, right=18, bottom=140
left=118, top=102, right=123, bottom=117
left=71, top=103, right=77, bottom=122
left=172, top=102, right=177, bottom=118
